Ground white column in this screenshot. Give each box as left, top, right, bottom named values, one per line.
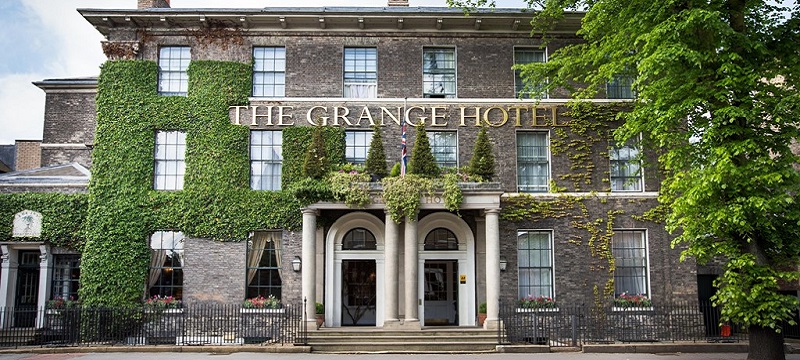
left=36, top=245, right=51, bottom=328
left=302, top=208, right=318, bottom=328
left=383, top=212, right=401, bottom=328
left=484, top=208, right=501, bottom=330
left=0, top=246, right=12, bottom=329
left=403, top=214, right=420, bottom=329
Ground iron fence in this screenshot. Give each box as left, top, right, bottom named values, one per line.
left=0, top=302, right=305, bottom=349
left=499, top=300, right=748, bottom=347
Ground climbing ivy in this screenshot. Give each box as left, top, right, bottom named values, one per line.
left=0, top=193, right=88, bottom=250
left=80, top=60, right=313, bottom=306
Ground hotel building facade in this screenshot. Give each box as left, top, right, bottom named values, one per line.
left=0, top=0, right=700, bottom=330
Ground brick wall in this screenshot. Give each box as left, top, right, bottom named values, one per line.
left=137, top=0, right=169, bottom=9
left=41, top=92, right=95, bottom=168
left=14, top=140, right=41, bottom=171
left=183, top=237, right=246, bottom=305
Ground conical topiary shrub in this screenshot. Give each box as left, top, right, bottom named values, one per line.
left=303, top=126, right=328, bottom=179
left=408, top=124, right=439, bottom=178
left=365, top=125, right=388, bottom=179
left=468, top=126, right=495, bottom=181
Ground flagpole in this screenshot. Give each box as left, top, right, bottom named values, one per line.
left=401, top=97, right=408, bottom=178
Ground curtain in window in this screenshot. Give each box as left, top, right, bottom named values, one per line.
left=344, top=84, right=377, bottom=98
left=248, top=231, right=283, bottom=285
left=148, top=250, right=168, bottom=290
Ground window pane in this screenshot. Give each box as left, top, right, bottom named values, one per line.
left=516, top=132, right=549, bottom=192
left=154, top=130, right=186, bottom=191
left=250, top=130, right=283, bottom=190
left=253, top=47, right=286, bottom=97
left=247, top=231, right=283, bottom=299
left=423, top=48, right=456, bottom=98
left=428, top=131, right=458, bottom=168
left=158, top=46, right=190, bottom=96
left=345, top=130, right=373, bottom=165
left=613, top=230, right=648, bottom=297
left=517, top=230, right=553, bottom=299
left=148, top=231, right=185, bottom=299
left=514, top=48, right=546, bottom=99
left=610, top=137, right=643, bottom=191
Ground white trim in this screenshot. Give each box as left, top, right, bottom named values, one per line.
left=516, top=229, right=555, bottom=300
left=416, top=212, right=476, bottom=327
left=502, top=192, right=659, bottom=198
left=248, top=97, right=632, bottom=104
left=40, top=143, right=91, bottom=149
left=611, top=229, right=651, bottom=300
left=325, top=212, right=386, bottom=327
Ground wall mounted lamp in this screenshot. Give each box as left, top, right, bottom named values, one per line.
left=292, top=256, right=302, bottom=272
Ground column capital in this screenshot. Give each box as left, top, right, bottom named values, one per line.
left=302, top=208, right=319, bottom=216
left=483, top=208, right=501, bottom=216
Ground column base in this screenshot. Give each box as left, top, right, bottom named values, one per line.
left=305, top=319, right=321, bottom=331
left=484, top=318, right=501, bottom=330
left=382, top=319, right=403, bottom=329
left=399, top=319, right=421, bottom=330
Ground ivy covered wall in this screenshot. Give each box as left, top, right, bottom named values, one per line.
left=80, top=60, right=309, bottom=306
left=0, top=193, right=88, bottom=250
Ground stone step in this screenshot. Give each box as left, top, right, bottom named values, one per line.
left=308, top=335, right=498, bottom=343
left=310, top=341, right=499, bottom=353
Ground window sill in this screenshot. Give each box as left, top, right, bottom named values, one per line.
left=515, top=308, right=559, bottom=313
left=240, top=308, right=285, bottom=314
left=144, top=308, right=184, bottom=314
left=612, top=307, right=653, bottom=312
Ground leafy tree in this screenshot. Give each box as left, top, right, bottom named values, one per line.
left=468, top=126, right=495, bottom=181
left=365, top=125, right=388, bottom=178
left=449, top=1, right=800, bottom=358
left=408, top=124, right=440, bottom=178
left=303, top=126, right=328, bottom=179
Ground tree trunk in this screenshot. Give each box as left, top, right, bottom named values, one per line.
left=748, top=325, right=785, bottom=360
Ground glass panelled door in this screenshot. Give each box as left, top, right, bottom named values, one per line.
left=423, top=260, right=458, bottom=326
left=14, top=251, right=40, bottom=328
left=341, top=260, right=376, bottom=326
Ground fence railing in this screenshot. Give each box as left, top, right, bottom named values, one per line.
left=0, top=303, right=305, bottom=349
left=499, top=300, right=749, bottom=347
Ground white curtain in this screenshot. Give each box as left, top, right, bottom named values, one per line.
left=148, top=250, right=168, bottom=290
left=345, top=84, right=377, bottom=98
left=247, top=231, right=283, bottom=285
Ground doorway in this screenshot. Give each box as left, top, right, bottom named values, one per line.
left=341, top=260, right=376, bottom=326
left=14, top=251, right=40, bottom=328
left=423, top=260, right=458, bottom=326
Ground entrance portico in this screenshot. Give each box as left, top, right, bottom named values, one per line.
left=303, top=186, right=503, bottom=329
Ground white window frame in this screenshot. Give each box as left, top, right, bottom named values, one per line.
left=153, top=130, right=186, bottom=191
left=250, top=130, right=283, bottom=191
left=148, top=231, right=185, bottom=300
left=252, top=46, right=286, bottom=97
left=517, top=229, right=555, bottom=299
left=612, top=229, right=651, bottom=298
left=158, top=46, right=190, bottom=96
left=423, top=47, right=457, bottom=98
left=607, top=75, right=635, bottom=99
left=516, top=131, right=551, bottom=193
left=428, top=130, right=458, bottom=168
left=513, top=47, right=548, bottom=99
left=343, top=47, right=378, bottom=98
left=610, top=134, right=644, bottom=192
left=345, top=130, right=372, bottom=165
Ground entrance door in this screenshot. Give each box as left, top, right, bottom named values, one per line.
left=341, top=260, right=376, bottom=326
left=14, top=251, right=40, bottom=328
left=423, top=260, right=458, bottom=326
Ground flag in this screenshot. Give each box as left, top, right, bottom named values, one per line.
left=400, top=122, right=407, bottom=177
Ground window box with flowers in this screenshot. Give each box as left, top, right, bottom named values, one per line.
left=612, top=293, right=653, bottom=311
left=240, top=295, right=284, bottom=313
left=144, top=295, right=183, bottom=313
left=516, top=295, right=559, bottom=312
left=46, top=296, right=81, bottom=313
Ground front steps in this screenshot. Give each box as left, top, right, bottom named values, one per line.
left=306, top=327, right=501, bottom=353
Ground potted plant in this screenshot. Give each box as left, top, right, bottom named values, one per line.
left=518, top=295, right=558, bottom=310
left=478, top=302, right=487, bottom=326
left=315, top=302, right=325, bottom=329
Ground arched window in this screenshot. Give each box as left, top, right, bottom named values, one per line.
left=424, top=228, right=458, bottom=250
left=342, top=228, right=377, bottom=250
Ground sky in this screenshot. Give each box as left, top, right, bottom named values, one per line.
left=0, top=0, right=529, bottom=145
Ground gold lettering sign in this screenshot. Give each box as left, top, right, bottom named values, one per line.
left=231, top=104, right=566, bottom=128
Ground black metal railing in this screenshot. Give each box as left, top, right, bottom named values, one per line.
left=499, top=300, right=748, bottom=347
left=0, top=303, right=304, bottom=349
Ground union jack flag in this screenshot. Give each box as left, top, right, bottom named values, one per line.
left=400, top=122, right=407, bottom=177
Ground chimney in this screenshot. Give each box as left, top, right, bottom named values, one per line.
left=14, top=140, right=41, bottom=171
left=138, top=0, right=170, bottom=9
left=388, top=0, right=409, bottom=6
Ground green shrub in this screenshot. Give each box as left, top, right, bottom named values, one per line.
left=468, top=126, right=496, bottom=181
left=303, top=127, right=328, bottom=179
left=365, top=125, right=388, bottom=178
left=408, top=124, right=439, bottom=178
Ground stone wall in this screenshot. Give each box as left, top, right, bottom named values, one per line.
left=14, top=140, right=41, bottom=171
left=183, top=237, right=246, bottom=305
left=41, top=92, right=96, bottom=168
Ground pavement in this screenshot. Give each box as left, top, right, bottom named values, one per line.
left=3, top=353, right=800, bottom=360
